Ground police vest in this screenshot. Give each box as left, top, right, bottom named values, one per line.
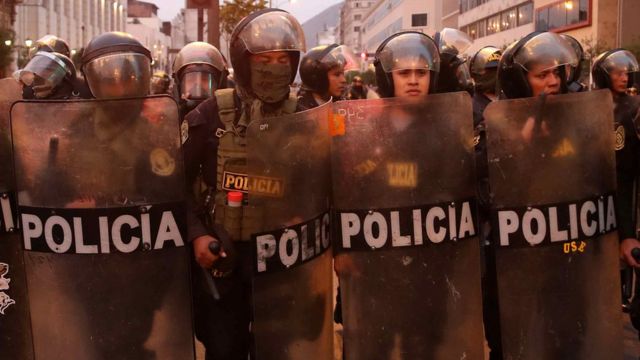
left=213, top=89, right=297, bottom=241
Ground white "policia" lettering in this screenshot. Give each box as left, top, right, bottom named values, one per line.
left=340, top=201, right=475, bottom=249
left=497, top=195, right=616, bottom=246
left=255, top=213, right=330, bottom=273
left=0, top=195, right=15, bottom=232
left=21, top=212, right=183, bottom=254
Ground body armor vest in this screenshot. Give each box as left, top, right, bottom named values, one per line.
left=213, top=89, right=297, bottom=241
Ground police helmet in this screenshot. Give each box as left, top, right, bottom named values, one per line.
left=299, top=44, right=360, bottom=95
left=151, top=71, right=171, bottom=95
left=469, top=46, right=502, bottom=93
left=14, top=51, right=77, bottom=99
left=434, top=28, right=474, bottom=93
left=591, top=49, right=639, bottom=91
left=374, top=31, right=440, bottom=98
left=29, top=34, right=71, bottom=59
left=229, top=8, right=305, bottom=89
left=172, top=41, right=228, bottom=100
left=81, top=32, right=152, bottom=99
left=559, top=34, right=586, bottom=91
left=498, top=32, right=578, bottom=99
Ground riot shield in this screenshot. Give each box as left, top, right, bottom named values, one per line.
left=0, top=77, right=33, bottom=359
left=332, top=93, right=484, bottom=360
left=485, top=90, right=621, bottom=360
left=247, top=101, right=333, bottom=359
left=10, top=96, right=194, bottom=359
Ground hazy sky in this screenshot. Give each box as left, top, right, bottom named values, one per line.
left=147, top=0, right=344, bottom=24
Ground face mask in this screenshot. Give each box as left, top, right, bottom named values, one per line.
left=250, top=62, right=291, bottom=103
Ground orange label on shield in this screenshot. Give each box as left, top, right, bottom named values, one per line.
left=329, top=113, right=346, bottom=137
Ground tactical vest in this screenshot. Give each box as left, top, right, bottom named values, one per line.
left=213, top=88, right=297, bottom=241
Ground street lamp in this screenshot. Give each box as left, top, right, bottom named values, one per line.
left=25, top=39, right=33, bottom=48
left=4, top=40, right=11, bottom=46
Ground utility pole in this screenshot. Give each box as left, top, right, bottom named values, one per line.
left=207, top=0, right=220, bottom=48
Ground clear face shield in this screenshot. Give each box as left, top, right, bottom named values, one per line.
left=377, top=33, right=440, bottom=73
left=513, top=32, right=579, bottom=81
left=84, top=52, right=151, bottom=99
left=601, top=50, right=639, bottom=80
left=437, top=28, right=473, bottom=56
left=179, top=66, right=216, bottom=100
left=14, top=51, right=70, bottom=98
left=237, top=11, right=306, bottom=54
left=322, top=45, right=361, bottom=73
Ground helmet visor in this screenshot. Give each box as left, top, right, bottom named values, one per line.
left=471, top=46, right=502, bottom=75
left=180, top=71, right=215, bottom=100
left=322, top=45, right=361, bottom=72
left=438, top=28, right=473, bottom=55
left=514, top=32, right=579, bottom=74
left=14, top=51, right=69, bottom=88
left=238, top=11, right=306, bottom=54
left=601, top=50, right=640, bottom=74
left=84, top=52, right=151, bottom=99
left=173, top=41, right=226, bottom=75
left=378, top=33, right=440, bottom=73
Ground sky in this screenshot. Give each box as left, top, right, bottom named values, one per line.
left=147, top=0, right=344, bottom=24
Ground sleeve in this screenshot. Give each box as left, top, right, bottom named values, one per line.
left=615, top=116, right=639, bottom=241
left=182, top=98, right=220, bottom=242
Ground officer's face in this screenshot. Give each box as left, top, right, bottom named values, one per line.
left=327, top=66, right=347, bottom=98
left=526, top=64, right=561, bottom=96
left=609, top=69, right=629, bottom=94
left=250, top=51, right=291, bottom=65
left=391, top=69, right=430, bottom=98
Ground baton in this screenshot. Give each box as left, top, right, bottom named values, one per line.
left=202, top=241, right=222, bottom=300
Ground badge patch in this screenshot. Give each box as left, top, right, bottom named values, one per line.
left=0, top=263, right=15, bottom=315
left=387, top=162, right=418, bottom=188
left=615, top=125, right=625, bottom=151
left=473, top=135, right=480, bottom=146
left=150, top=148, right=176, bottom=176
left=180, top=120, right=189, bottom=144
left=222, top=171, right=284, bottom=197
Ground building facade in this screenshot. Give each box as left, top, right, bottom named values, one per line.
left=126, top=0, right=171, bottom=72
left=360, top=0, right=436, bottom=54
left=339, top=0, right=374, bottom=53
left=458, top=0, right=534, bottom=54
left=15, top=0, right=127, bottom=53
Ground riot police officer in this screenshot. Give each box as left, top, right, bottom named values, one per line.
left=592, top=49, right=640, bottom=267
left=28, top=34, right=71, bottom=59
left=14, top=51, right=79, bottom=99
left=150, top=70, right=171, bottom=95
left=560, top=34, right=587, bottom=92
left=182, top=8, right=305, bottom=359
left=346, top=75, right=368, bottom=99
left=374, top=31, right=440, bottom=98
left=469, top=44, right=503, bottom=360
left=298, top=44, right=359, bottom=110
left=434, top=28, right=474, bottom=94
left=172, top=41, right=228, bottom=118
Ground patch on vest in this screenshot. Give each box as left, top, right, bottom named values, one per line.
left=615, top=125, right=625, bottom=151
left=180, top=120, right=189, bottom=144
left=473, top=135, right=480, bottom=146
left=387, top=162, right=417, bottom=188
left=150, top=148, right=176, bottom=176
left=222, top=171, right=284, bottom=197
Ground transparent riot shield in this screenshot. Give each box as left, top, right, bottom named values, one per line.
left=247, top=102, right=333, bottom=359
left=0, top=77, right=33, bottom=359
left=10, top=97, right=194, bottom=359
left=332, top=93, right=484, bottom=360
left=485, top=90, right=621, bottom=360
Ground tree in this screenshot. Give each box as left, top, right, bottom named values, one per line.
left=219, top=0, right=267, bottom=52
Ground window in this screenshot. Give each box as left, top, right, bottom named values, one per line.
left=536, top=7, right=549, bottom=31
left=535, top=0, right=590, bottom=31
left=354, top=14, right=361, bottom=20
left=477, top=19, right=486, bottom=37
left=411, top=13, right=427, bottom=27
left=354, top=26, right=360, bottom=32
left=486, top=14, right=500, bottom=35
left=501, top=8, right=517, bottom=31
left=518, top=3, right=533, bottom=26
